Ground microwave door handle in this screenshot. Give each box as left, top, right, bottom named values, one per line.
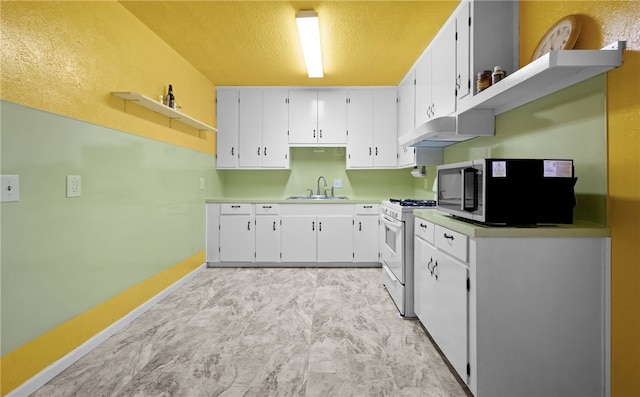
left=462, top=167, right=478, bottom=212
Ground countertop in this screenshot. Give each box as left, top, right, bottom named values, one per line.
left=206, top=198, right=383, bottom=204
left=414, top=209, right=611, bottom=238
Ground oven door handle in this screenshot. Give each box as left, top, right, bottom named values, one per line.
left=380, top=214, right=403, bottom=230
left=383, top=264, right=400, bottom=284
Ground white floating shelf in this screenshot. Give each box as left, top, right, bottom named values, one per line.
left=112, top=91, right=217, bottom=131
left=458, top=41, right=626, bottom=116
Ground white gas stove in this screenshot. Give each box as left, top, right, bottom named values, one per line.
left=380, top=199, right=436, bottom=317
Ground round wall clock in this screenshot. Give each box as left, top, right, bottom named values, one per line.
left=531, top=15, right=582, bottom=61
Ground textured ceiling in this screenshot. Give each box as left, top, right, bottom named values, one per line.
left=119, top=1, right=460, bottom=86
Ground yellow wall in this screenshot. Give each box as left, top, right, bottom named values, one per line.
left=521, top=2, right=640, bottom=396
left=0, top=0, right=216, bottom=154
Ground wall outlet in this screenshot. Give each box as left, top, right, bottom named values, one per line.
left=66, top=175, right=81, bottom=198
left=333, top=179, right=343, bottom=188
left=200, top=178, right=205, bottom=190
left=1, top=175, right=20, bottom=202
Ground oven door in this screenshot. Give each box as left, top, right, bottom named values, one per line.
left=380, top=213, right=405, bottom=284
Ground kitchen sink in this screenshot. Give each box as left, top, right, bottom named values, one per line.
left=287, top=195, right=349, bottom=200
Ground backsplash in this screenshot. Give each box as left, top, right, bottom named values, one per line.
left=217, top=147, right=435, bottom=201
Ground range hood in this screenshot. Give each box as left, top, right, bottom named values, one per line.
left=398, top=109, right=495, bottom=148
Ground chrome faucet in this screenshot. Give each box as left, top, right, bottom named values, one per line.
left=317, top=176, right=327, bottom=196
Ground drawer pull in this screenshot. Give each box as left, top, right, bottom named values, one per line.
left=420, top=223, right=428, bottom=229
left=262, top=205, right=272, bottom=209
left=443, top=233, right=455, bottom=241
left=363, top=205, right=373, bottom=209
left=231, top=205, right=241, bottom=208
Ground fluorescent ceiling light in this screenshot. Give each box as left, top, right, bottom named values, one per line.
left=296, top=10, right=324, bottom=78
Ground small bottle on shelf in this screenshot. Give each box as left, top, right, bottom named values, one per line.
left=167, top=84, right=175, bottom=109
left=492, top=66, right=506, bottom=85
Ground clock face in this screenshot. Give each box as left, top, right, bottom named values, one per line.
left=532, top=15, right=582, bottom=61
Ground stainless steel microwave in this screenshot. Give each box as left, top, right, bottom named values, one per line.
left=436, top=158, right=577, bottom=225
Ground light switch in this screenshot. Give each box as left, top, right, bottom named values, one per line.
left=1, top=175, right=20, bottom=202
left=67, top=175, right=81, bottom=198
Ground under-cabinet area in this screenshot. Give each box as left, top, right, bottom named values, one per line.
left=413, top=211, right=611, bottom=397
left=206, top=202, right=380, bottom=267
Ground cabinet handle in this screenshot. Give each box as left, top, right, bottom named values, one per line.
left=433, top=261, right=439, bottom=280
left=427, top=257, right=434, bottom=274
left=363, top=205, right=373, bottom=209
left=375, top=147, right=378, bottom=156
left=273, top=221, right=276, bottom=231
left=231, top=205, right=241, bottom=208
left=444, top=233, right=455, bottom=241
left=264, top=147, right=267, bottom=156
left=369, top=147, right=372, bottom=156
left=312, top=221, right=315, bottom=231
left=247, top=221, right=251, bottom=231
left=359, top=221, right=362, bottom=231
left=231, top=147, right=235, bottom=155
left=420, top=223, right=428, bottom=230
left=319, top=222, right=322, bottom=232
left=313, top=129, right=316, bottom=138
left=319, top=130, right=322, bottom=138
left=262, top=205, right=272, bottom=209
left=257, top=147, right=261, bottom=155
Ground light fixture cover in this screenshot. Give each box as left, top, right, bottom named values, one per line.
left=296, top=10, right=323, bottom=78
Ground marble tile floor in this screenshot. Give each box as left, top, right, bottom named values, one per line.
left=31, top=268, right=471, bottom=397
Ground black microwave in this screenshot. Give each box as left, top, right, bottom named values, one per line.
left=436, top=158, right=577, bottom=225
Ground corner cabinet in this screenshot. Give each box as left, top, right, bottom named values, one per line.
left=215, top=88, right=239, bottom=169
left=414, top=215, right=611, bottom=397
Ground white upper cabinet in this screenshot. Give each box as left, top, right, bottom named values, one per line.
left=238, top=88, right=263, bottom=168
left=397, top=70, right=417, bottom=167
left=346, top=87, right=398, bottom=169
left=216, top=88, right=239, bottom=169
left=261, top=89, right=290, bottom=168
left=455, top=1, right=471, bottom=100
left=289, top=89, right=347, bottom=146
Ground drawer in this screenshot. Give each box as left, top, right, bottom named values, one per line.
left=414, top=218, right=435, bottom=245
left=355, top=204, right=379, bottom=215
left=435, top=225, right=468, bottom=263
left=220, top=203, right=253, bottom=215
left=255, top=203, right=279, bottom=215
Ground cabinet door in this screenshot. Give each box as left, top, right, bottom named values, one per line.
left=318, top=90, right=347, bottom=144
left=346, top=89, right=374, bottom=168
left=280, top=216, right=317, bottom=262
left=219, top=215, right=255, bottom=262
left=216, top=88, right=239, bottom=169
left=425, top=251, right=468, bottom=380
left=238, top=88, right=263, bottom=168
left=262, top=90, right=290, bottom=168
left=354, top=215, right=379, bottom=262
left=431, top=19, right=457, bottom=119
left=372, top=88, right=398, bottom=167
left=205, top=204, right=220, bottom=263
left=414, top=49, right=432, bottom=126
left=288, top=90, right=318, bottom=144
left=397, top=70, right=416, bottom=168
left=455, top=1, right=471, bottom=100
left=255, top=215, right=281, bottom=262
left=317, top=216, right=353, bottom=262
left=414, top=236, right=435, bottom=320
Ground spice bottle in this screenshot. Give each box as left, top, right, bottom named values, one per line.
left=167, top=84, right=175, bottom=109
left=476, top=70, right=492, bottom=93
left=492, top=66, right=506, bottom=85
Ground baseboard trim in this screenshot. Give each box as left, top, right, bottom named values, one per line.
left=6, top=263, right=206, bottom=397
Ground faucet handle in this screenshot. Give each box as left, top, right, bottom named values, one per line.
left=324, top=189, right=330, bottom=197
left=307, top=188, right=314, bottom=196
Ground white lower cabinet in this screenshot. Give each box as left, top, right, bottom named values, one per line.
left=209, top=203, right=378, bottom=265
left=415, top=220, right=468, bottom=380
left=280, top=215, right=353, bottom=263
left=219, top=204, right=254, bottom=262
left=414, top=216, right=611, bottom=397
left=255, top=204, right=281, bottom=262
left=354, top=204, right=380, bottom=262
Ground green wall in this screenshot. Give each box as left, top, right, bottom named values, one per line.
left=445, top=75, right=608, bottom=224
left=219, top=147, right=437, bottom=201
left=0, top=100, right=220, bottom=354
